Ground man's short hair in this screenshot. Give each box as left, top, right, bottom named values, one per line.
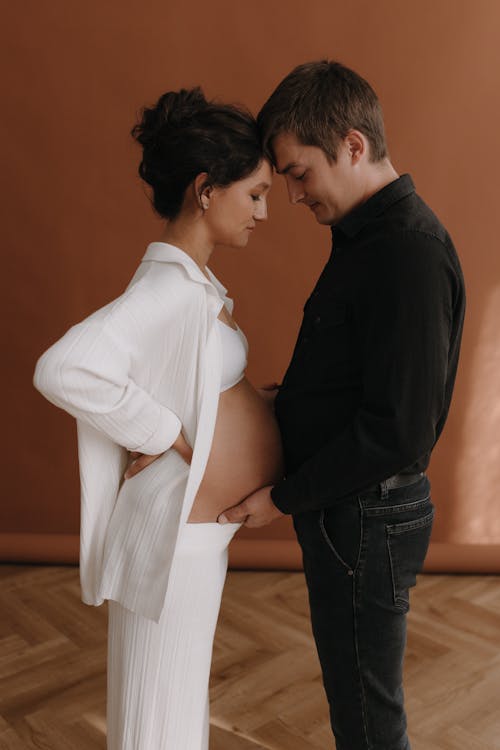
left=257, top=60, right=388, bottom=163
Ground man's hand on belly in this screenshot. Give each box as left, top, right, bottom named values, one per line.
left=217, top=485, right=285, bottom=528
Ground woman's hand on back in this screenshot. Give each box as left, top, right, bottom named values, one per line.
left=124, top=429, right=193, bottom=479
left=171, top=429, right=193, bottom=465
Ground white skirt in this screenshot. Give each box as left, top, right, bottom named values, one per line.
left=106, top=520, right=242, bottom=749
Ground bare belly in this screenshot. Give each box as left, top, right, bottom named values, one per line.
left=187, top=378, right=284, bottom=522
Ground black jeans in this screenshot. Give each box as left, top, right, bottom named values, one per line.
left=292, top=475, right=434, bottom=750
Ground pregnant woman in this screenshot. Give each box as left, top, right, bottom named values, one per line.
left=33, top=87, right=284, bottom=749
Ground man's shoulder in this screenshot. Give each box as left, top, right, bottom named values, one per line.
left=355, top=219, right=463, bottom=299
left=360, top=190, right=459, bottom=267
left=403, top=191, right=452, bottom=244
left=364, top=190, right=448, bottom=247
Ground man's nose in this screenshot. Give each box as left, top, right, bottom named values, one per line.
left=286, top=178, right=304, bottom=205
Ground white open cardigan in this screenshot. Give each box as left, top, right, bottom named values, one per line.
left=34, top=241, right=232, bottom=622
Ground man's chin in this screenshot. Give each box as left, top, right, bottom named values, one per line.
left=309, top=204, right=335, bottom=225
left=315, top=213, right=335, bottom=226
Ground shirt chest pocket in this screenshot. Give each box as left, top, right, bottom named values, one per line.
left=310, top=303, right=349, bottom=329
left=305, top=302, right=355, bottom=374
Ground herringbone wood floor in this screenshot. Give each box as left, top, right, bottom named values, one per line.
left=1, top=565, right=499, bottom=749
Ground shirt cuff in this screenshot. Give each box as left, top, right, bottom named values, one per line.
left=134, top=406, right=182, bottom=455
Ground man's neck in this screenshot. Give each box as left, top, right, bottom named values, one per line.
left=358, top=160, right=399, bottom=205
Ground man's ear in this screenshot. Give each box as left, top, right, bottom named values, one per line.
left=193, top=172, right=213, bottom=210
left=344, top=130, right=367, bottom=164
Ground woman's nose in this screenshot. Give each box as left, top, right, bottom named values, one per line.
left=254, top=198, right=268, bottom=221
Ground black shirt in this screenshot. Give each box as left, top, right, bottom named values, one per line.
left=270, top=174, right=466, bottom=515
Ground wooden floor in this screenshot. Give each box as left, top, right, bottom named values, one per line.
left=1, top=565, right=499, bottom=750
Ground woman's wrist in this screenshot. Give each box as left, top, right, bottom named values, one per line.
left=172, top=428, right=193, bottom=464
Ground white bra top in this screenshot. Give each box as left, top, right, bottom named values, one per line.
left=216, top=317, right=249, bottom=392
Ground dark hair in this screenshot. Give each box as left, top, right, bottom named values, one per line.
left=131, top=87, right=263, bottom=220
left=257, top=60, right=388, bottom=163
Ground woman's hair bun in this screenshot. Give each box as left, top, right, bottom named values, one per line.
left=132, top=87, right=209, bottom=149
left=131, top=85, right=263, bottom=221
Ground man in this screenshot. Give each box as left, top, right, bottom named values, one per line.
left=218, top=60, right=465, bottom=750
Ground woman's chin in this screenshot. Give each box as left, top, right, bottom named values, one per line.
left=225, top=235, right=251, bottom=250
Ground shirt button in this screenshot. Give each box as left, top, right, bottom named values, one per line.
left=315, top=315, right=321, bottom=324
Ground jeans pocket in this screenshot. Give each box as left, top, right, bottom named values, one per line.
left=319, top=499, right=362, bottom=573
left=386, top=507, right=434, bottom=612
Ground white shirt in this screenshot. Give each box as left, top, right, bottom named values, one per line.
left=34, top=242, right=237, bottom=622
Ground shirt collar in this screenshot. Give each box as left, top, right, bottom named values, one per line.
left=332, top=173, right=415, bottom=240
left=141, top=241, right=228, bottom=298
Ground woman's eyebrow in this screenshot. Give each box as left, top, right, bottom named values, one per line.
left=253, top=181, right=272, bottom=189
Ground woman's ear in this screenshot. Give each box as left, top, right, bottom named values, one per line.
left=193, top=172, right=213, bottom=211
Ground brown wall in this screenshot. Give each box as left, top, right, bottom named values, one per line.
left=2, top=0, right=500, bottom=567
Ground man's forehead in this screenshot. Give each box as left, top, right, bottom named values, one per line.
left=273, top=133, right=306, bottom=174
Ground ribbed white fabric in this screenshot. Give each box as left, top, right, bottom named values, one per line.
left=106, top=520, right=242, bottom=750
left=33, top=242, right=237, bottom=621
